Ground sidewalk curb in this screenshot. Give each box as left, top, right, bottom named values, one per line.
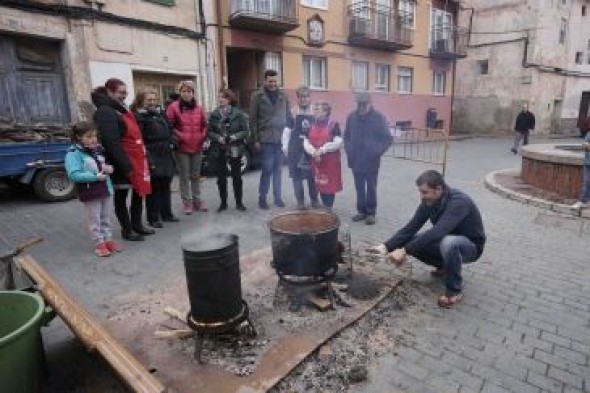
left=484, top=168, right=590, bottom=220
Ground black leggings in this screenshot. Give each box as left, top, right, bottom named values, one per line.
left=145, top=176, right=173, bottom=223
left=113, top=188, right=143, bottom=232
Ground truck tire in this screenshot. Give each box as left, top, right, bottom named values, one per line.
left=32, top=168, right=76, bottom=202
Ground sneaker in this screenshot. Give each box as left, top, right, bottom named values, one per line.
left=275, top=200, right=285, bottom=208
left=183, top=202, right=193, bottom=215
left=510, top=148, right=517, bottom=155
left=105, top=240, right=123, bottom=253
left=95, top=242, right=111, bottom=257
left=217, top=203, right=228, bottom=213
left=571, top=201, right=589, bottom=209
left=352, top=213, right=367, bottom=222
left=365, top=215, right=376, bottom=225
left=193, top=201, right=208, bottom=212
left=236, top=204, right=247, bottom=211
left=311, top=200, right=321, bottom=209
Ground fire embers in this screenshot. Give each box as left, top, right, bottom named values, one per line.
left=174, top=330, right=270, bottom=376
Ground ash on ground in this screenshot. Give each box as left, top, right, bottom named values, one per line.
left=269, top=280, right=432, bottom=393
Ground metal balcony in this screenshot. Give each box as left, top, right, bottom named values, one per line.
left=347, top=3, right=414, bottom=51
left=430, top=26, right=468, bottom=59
left=230, top=0, right=299, bottom=34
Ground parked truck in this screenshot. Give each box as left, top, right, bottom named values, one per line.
left=0, top=139, right=75, bottom=201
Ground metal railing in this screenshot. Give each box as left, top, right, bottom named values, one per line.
left=387, top=127, right=450, bottom=176
left=230, top=0, right=298, bottom=23
left=429, top=25, right=468, bottom=57
left=347, top=3, right=414, bottom=46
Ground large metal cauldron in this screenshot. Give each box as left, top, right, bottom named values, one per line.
left=182, top=233, right=243, bottom=324
left=268, top=211, right=340, bottom=280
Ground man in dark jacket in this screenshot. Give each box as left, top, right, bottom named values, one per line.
left=371, top=170, right=486, bottom=308
left=344, top=92, right=392, bottom=225
left=250, top=69, right=292, bottom=209
left=511, top=103, right=535, bottom=154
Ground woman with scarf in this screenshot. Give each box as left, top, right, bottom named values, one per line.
left=303, top=101, right=343, bottom=212
left=131, top=89, right=178, bottom=227
left=166, top=80, right=208, bottom=215
left=207, top=89, right=249, bottom=212
left=91, top=78, right=153, bottom=241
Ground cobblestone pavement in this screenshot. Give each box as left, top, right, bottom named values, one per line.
left=1, top=137, right=588, bottom=392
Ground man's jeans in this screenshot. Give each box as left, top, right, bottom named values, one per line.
left=353, top=170, right=379, bottom=216
left=292, top=171, right=318, bottom=205
left=407, top=234, right=478, bottom=294
left=581, top=165, right=590, bottom=203
left=512, top=130, right=530, bottom=151
left=259, top=143, right=283, bottom=202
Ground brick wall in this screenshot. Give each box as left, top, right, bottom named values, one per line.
left=521, top=158, right=583, bottom=199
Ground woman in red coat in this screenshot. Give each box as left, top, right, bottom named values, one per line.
left=303, top=101, right=343, bottom=212
left=166, top=80, right=208, bottom=215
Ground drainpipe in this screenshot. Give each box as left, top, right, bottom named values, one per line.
left=215, top=0, right=226, bottom=87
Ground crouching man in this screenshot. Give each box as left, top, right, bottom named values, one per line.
left=372, top=170, right=486, bottom=308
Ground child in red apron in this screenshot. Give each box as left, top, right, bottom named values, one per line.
left=303, top=101, right=343, bottom=211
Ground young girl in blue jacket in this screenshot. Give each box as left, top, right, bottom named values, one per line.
left=65, top=122, right=121, bottom=257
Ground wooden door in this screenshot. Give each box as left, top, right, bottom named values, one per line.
left=0, top=35, right=69, bottom=127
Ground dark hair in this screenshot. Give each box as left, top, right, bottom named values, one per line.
left=71, top=121, right=96, bottom=143
left=105, top=78, right=126, bottom=93
left=415, top=170, right=446, bottom=190
left=130, top=89, right=158, bottom=112
left=92, top=78, right=126, bottom=96
left=169, top=92, right=180, bottom=101
left=264, top=69, right=278, bottom=79
left=219, top=88, right=237, bottom=106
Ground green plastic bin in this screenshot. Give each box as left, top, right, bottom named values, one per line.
left=0, top=291, right=45, bottom=393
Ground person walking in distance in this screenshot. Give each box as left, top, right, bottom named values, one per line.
left=511, top=103, right=535, bottom=154
left=166, top=80, right=208, bottom=215
left=250, top=69, right=292, bottom=209
left=344, top=92, right=392, bottom=225
left=282, top=86, right=319, bottom=210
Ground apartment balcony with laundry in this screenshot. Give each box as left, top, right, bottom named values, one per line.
left=429, top=26, right=468, bottom=59
left=229, top=0, right=299, bottom=34
left=347, top=2, right=414, bottom=51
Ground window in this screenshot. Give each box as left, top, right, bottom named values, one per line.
left=587, top=39, right=590, bottom=50
left=583, top=5, right=587, bottom=16
left=575, top=52, right=583, bottom=64
left=352, top=61, right=369, bottom=91
left=398, top=0, right=415, bottom=28
left=587, top=53, right=590, bottom=65
left=303, top=56, right=327, bottom=89
left=301, top=0, right=328, bottom=9
left=433, top=71, right=446, bottom=95
left=559, top=18, right=567, bottom=44
left=144, top=0, right=175, bottom=5
left=478, top=59, right=489, bottom=75
left=397, top=67, right=413, bottom=94
left=430, top=8, right=453, bottom=51
left=375, top=64, right=390, bottom=92
left=264, top=52, right=283, bottom=86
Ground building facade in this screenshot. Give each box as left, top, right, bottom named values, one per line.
left=0, top=0, right=207, bottom=128
left=206, top=0, right=467, bottom=129
left=454, top=0, right=590, bottom=135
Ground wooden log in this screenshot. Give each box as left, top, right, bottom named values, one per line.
left=163, top=306, right=188, bottom=325
left=15, top=254, right=166, bottom=393
left=154, top=329, right=194, bottom=339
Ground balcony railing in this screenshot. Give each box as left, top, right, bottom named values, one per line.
left=230, top=0, right=299, bottom=34
left=347, top=3, right=414, bottom=51
left=429, top=26, right=468, bottom=59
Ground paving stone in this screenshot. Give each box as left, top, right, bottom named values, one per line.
left=527, top=371, right=564, bottom=393
left=547, top=366, right=584, bottom=389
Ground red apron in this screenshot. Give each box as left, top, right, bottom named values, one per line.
left=121, top=112, right=151, bottom=196
left=309, top=120, right=342, bottom=194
